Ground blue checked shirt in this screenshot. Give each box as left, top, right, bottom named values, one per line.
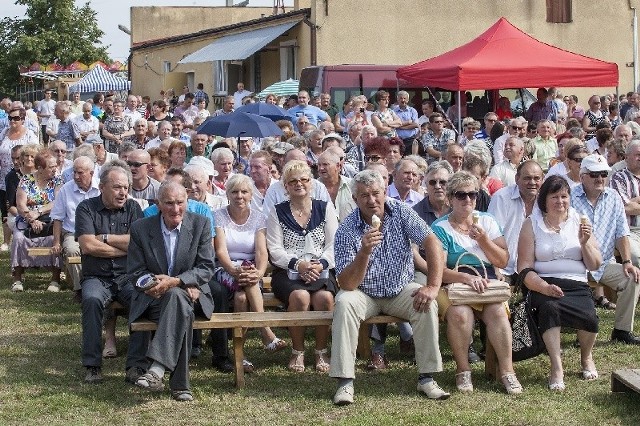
left=334, top=199, right=437, bottom=298
left=571, top=185, right=630, bottom=281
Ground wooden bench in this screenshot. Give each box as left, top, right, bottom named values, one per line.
left=131, top=310, right=403, bottom=388
left=612, top=369, right=640, bottom=394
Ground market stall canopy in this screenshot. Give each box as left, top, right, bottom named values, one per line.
left=256, top=79, right=299, bottom=99
left=397, top=17, right=619, bottom=90
left=68, top=65, right=130, bottom=93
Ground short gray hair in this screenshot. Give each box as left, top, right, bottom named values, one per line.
left=446, top=171, right=478, bottom=197
left=158, top=180, right=187, bottom=202
left=397, top=90, right=409, bottom=99
left=350, top=169, right=384, bottom=195
left=73, top=156, right=95, bottom=170
left=99, top=159, right=132, bottom=187
left=73, top=144, right=96, bottom=162
left=210, top=147, right=234, bottom=163
left=426, top=160, right=453, bottom=177
left=626, top=139, right=640, bottom=155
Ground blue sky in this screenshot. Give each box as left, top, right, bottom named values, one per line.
left=2, top=0, right=293, bottom=62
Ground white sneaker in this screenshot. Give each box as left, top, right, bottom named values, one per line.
left=11, top=281, right=24, bottom=292
left=47, top=281, right=60, bottom=292
left=333, top=384, right=354, bottom=405
left=0, top=243, right=8, bottom=251
left=417, top=380, right=450, bottom=400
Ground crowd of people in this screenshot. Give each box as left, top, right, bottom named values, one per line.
left=1, top=83, right=640, bottom=404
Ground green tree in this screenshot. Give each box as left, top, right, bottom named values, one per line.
left=0, top=0, right=110, bottom=96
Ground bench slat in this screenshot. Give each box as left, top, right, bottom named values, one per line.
left=612, top=369, right=640, bottom=393
left=27, top=247, right=52, bottom=256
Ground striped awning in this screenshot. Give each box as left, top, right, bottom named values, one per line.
left=68, top=65, right=130, bottom=93
left=178, top=20, right=300, bottom=64
left=256, top=79, right=299, bottom=99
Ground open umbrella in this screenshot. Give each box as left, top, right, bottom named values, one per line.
left=235, top=102, right=290, bottom=122
left=256, top=79, right=299, bottom=99
left=197, top=112, right=283, bottom=138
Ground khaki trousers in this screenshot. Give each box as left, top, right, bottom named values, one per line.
left=594, top=263, right=640, bottom=332
left=329, top=282, right=443, bottom=379
left=62, top=230, right=82, bottom=291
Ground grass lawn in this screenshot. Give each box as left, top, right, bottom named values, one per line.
left=0, top=251, right=639, bottom=425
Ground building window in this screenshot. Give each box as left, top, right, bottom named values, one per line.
left=546, top=0, right=572, bottom=23
left=163, top=61, right=171, bottom=73
left=280, top=40, right=297, bottom=81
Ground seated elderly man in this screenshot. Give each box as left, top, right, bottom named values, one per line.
left=51, top=156, right=101, bottom=293
left=489, top=136, right=526, bottom=186
left=317, top=149, right=356, bottom=223
left=75, top=161, right=146, bottom=384
left=330, top=169, right=448, bottom=405
left=127, top=181, right=215, bottom=401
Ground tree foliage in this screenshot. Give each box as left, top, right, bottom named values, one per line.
left=0, top=0, right=110, bottom=96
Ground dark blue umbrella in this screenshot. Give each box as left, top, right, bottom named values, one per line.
left=235, top=102, right=290, bottom=122
left=197, top=111, right=284, bottom=138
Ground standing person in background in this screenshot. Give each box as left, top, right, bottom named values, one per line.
left=394, top=91, right=420, bottom=155
left=233, top=83, right=252, bottom=108
left=38, top=90, right=57, bottom=146
left=193, top=83, right=210, bottom=109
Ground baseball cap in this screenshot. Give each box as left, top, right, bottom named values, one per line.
left=85, top=134, right=104, bottom=145
left=321, top=132, right=344, bottom=145
left=580, top=154, right=611, bottom=174
left=271, top=141, right=294, bottom=155
left=188, top=156, right=218, bottom=177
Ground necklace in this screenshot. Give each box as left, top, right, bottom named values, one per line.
left=543, top=215, right=564, bottom=233
left=290, top=202, right=310, bottom=218
left=449, top=216, right=470, bottom=233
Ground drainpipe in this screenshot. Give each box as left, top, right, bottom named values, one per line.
left=631, top=0, right=639, bottom=90
left=303, top=18, right=317, bottom=66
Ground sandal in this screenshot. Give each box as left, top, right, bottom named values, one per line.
left=455, top=371, right=473, bottom=393
left=288, top=349, right=305, bottom=372
left=548, top=379, right=565, bottom=391
left=242, top=359, right=255, bottom=374
left=264, top=337, right=288, bottom=352
left=102, top=345, right=117, bottom=358
left=314, top=348, right=330, bottom=373
left=595, top=296, right=616, bottom=310
left=582, top=369, right=598, bottom=381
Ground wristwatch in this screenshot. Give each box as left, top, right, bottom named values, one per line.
left=102, top=234, right=109, bottom=244
left=622, top=259, right=632, bottom=265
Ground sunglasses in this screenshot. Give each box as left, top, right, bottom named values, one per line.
left=127, top=161, right=148, bottom=168
left=452, top=191, right=478, bottom=201
left=8, top=115, right=22, bottom=121
left=364, top=155, right=383, bottom=162
left=570, top=157, right=585, bottom=163
left=511, top=126, right=524, bottom=130
left=428, top=179, right=448, bottom=187
left=287, top=177, right=310, bottom=186
left=587, top=171, right=608, bottom=179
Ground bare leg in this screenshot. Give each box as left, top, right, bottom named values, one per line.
left=311, top=290, right=334, bottom=350
left=243, top=284, right=278, bottom=344
left=480, top=303, right=514, bottom=376
left=288, top=290, right=310, bottom=351
left=576, top=329, right=598, bottom=373
left=12, top=266, right=24, bottom=282
left=2, top=222, right=11, bottom=246
left=445, top=304, right=475, bottom=373
left=542, top=327, right=563, bottom=384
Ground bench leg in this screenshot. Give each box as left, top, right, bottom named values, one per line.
left=611, top=374, right=630, bottom=393
left=357, top=322, right=371, bottom=359
left=232, top=328, right=245, bottom=389
left=484, top=338, right=499, bottom=381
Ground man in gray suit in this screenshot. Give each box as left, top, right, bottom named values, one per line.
left=126, top=181, right=215, bottom=401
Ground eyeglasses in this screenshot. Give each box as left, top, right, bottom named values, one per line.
left=428, top=179, right=448, bottom=187
left=287, top=177, right=310, bottom=186
left=8, top=115, right=22, bottom=121
left=511, top=126, right=524, bottom=130
left=587, top=171, right=608, bottom=179
left=127, top=161, right=148, bottom=168
left=452, top=191, right=478, bottom=201
left=364, top=155, right=383, bottom=163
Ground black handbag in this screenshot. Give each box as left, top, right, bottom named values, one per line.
left=511, top=269, right=545, bottom=362
left=17, top=213, right=54, bottom=238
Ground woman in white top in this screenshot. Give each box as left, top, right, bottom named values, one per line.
left=518, top=175, right=602, bottom=391
left=214, top=174, right=287, bottom=371
left=266, top=160, right=338, bottom=373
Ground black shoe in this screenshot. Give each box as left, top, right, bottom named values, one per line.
left=85, top=366, right=103, bottom=384
left=191, top=346, right=202, bottom=359
left=468, top=345, right=481, bottom=364
left=212, top=356, right=234, bottom=373
left=611, top=329, right=640, bottom=345
left=125, top=366, right=146, bottom=384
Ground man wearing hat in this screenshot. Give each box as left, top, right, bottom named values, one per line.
left=571, top=154, right=640, bottom=344
left=86, top=134, right=117, bottom=167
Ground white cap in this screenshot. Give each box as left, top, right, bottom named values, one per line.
left=188, top=155, right=217, bottom=177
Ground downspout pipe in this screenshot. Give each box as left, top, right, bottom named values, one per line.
left=303, top=18, right=317, bottom=66
left=631, top=0, right=638, bottom=91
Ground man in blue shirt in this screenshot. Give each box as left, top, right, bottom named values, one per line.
left=393, top=91, right=419, bottom=154
left=287, top=90, right=330, bottom=127
left=330, top=169, right=449, bottom=405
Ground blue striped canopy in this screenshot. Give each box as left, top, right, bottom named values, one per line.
left=69, top=66, right=130, bottom=93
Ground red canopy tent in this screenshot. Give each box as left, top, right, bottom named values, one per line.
left=397, top=17, right=619, bottom=90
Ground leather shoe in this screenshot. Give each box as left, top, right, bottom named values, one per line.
left=468, top=345, right=481, bottom=364
left=333, top=384, right=354, bottom=405
left=366, top=352, right=387, bottom=370
left=611, top=329, right=640, bottom=345
left=212, top=356, right=234, bottom=373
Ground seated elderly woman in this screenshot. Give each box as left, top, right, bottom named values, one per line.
left=517, top=175, right=602, bottom=391
left=266, top=160, right=339, bottom=373
left=147, top=147, right=172, bottom=182
left=211, top=147, right=235, bottom=194
left=213, top=174, right=287, bottom=371
left=11, top=149, right=64, bottom=292
left=432, top=171, right=522, bottom=394
left=167, top=140, right=187, bottom=169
